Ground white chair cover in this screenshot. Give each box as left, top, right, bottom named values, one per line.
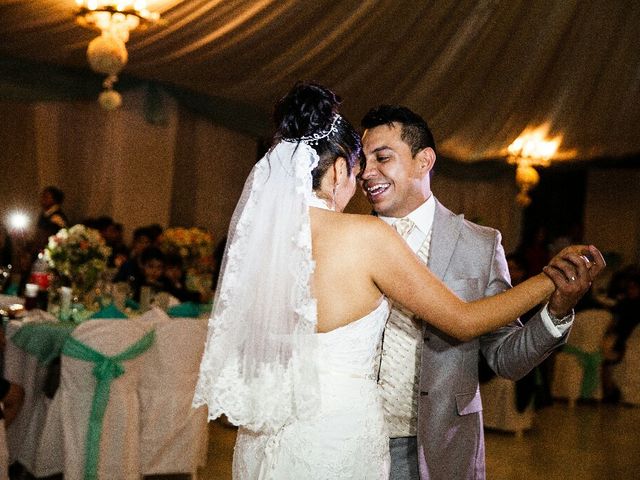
left=59, top=319, right=153, bottom=480
left=0, top=419, right=8, bottom=480
left=132, top=306, right=172, bottom=327
left=551, top=309, right=612, bottom=405
left=3, top=321, right=59, bottom=475
left=480, top=378, right=534, bottom=436
left=139, top=318, right=209, bottom=477
left=612, top=326, right=640, bottom=405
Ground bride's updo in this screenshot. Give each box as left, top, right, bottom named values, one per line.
left=273, top=82, right=361, bottom=189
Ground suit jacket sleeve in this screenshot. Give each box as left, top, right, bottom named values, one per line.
left=478, top=230, right=571, bottom=381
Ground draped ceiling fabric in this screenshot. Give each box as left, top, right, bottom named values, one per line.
left=0, top=1, right=639, bottom=260
left=1, top=0, right=639, bottom=163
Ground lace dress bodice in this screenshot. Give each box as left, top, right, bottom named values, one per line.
left=233, top=300, right=391, bottom=479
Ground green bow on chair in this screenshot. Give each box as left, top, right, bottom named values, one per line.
left=62, top=329, right=156, bottom=480
left=562, top=344, right=603, bottom=399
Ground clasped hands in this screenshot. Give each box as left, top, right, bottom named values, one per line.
left=542, top=245, right=606, bottom=318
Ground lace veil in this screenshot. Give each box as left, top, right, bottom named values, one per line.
left=193, top=140, right=321, bottom=433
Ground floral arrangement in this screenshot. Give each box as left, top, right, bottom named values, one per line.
left=158, top=227, right=215, bottom=273
left=44, top=224, right=111, bottom=293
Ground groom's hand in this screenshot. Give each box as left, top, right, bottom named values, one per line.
left=543, top=245, right=606, bottom=318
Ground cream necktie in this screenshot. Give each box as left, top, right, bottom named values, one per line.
left=393, top=217, right=415, bottom=239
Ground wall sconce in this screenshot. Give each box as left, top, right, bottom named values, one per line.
left=75, top=1, right=161, bottom=109
left=507, top=124, right=562, bottom=207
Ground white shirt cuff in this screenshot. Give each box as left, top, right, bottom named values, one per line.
left=540, top=304, right=574, bottom=338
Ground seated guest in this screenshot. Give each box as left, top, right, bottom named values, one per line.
left=211, top=236, right=227, bottom=292
left=95, top=216, right=129, bottom=268
left=0, top=226, right=12, bottom=268
left=113, top=226, right=153, bottom=284
left=130, top=246, right=171, bottom=302
left=163, top=254, right=202, bottom=303
left=145, top=223, right=164, bottom=246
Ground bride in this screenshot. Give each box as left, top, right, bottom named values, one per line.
left=193, top=82, right=603, bottom=479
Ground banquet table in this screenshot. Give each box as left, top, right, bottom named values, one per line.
left=2, top=306, right=210, bottom=477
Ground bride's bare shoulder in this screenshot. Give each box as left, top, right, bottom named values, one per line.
left=337, top=212, right=397, bottom=239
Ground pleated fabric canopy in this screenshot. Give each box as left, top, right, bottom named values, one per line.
left=0, top=0, right=639, bottom=164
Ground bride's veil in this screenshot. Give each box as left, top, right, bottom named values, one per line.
left=193, top=141, right=321, bottom=433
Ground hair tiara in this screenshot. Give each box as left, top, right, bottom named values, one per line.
left=282, top=113, right=342, bottom=146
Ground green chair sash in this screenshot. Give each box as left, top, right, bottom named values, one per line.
left=61, top=329, right=155, bottom=480
left=11, top=322, right=76, bottom=364
left=562, top=344, right=603, bottom=399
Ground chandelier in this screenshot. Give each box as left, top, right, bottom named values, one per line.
left=507, top=124, right=562, bottom=207
left=75, top=1, right=161, bottom=110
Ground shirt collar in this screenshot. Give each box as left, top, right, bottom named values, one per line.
left=379, top=195, right=436, bottom=235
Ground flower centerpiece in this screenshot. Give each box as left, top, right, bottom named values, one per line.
left=159, top=227, right=214, bottom=296
left=44, top=224, right=112, bottom=298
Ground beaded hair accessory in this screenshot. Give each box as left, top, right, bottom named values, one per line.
left=282, top=113, right=342, bottom=146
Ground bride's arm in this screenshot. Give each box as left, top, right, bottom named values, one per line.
left=365, top=219, right=602, bottom=342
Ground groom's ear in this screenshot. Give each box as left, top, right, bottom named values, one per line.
left=416, top=147, right=436, bottom=174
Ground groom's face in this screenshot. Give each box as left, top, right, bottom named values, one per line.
left=360, top=123, right=428, bottom=218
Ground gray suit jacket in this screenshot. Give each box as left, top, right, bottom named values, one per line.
left=416, top=199, right=570, bottom=479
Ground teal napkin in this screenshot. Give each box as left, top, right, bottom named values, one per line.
left=90, top=303, right=128, bottom=319
left=125, top=298, right=140, bottom=311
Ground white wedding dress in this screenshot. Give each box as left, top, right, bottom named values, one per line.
left=232, top=300, right=391, bottom=480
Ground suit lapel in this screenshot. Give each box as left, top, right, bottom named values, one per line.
left=428, top=199, right=463, bottom=280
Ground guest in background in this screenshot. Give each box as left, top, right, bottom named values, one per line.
left=145, top=223, right=164, bottom=246
left=33, top=186, right=68, bottom=254
left=164, top=253, right=202, bottom=303
left=113, top=226, right=153, bottom=285
left=95, top=216, right=129, bottom=268
left=0, top=226, right=12, bottom=267
left=130, top=246, right=171, bottom=302
left=211, top=236, right=227, bottom=292
left=601, top=268, right=640, bottom=403
left=520, top=225, right=551, bottom=278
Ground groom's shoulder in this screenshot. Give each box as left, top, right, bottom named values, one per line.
left=460, top=217, right=500, bottom=239
left=437, top=200, right=500, bottom=239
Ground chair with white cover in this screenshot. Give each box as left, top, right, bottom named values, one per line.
left=4, top=320, right=63, bottom=476
left=59, top=319, right=155, bottom=480
left=0, top=419, right=8, bottom=480
left=480, top=377, right=534, bottom=437
left=133, top=306, right=172, bottom=327
left=612, top=326, right=640, bottom=405
left=551, top=308, right=612, bottom=407
left=139, top=318, right=209, bottom=478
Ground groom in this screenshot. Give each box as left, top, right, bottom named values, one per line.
left=360, top=105, right=594, bottom=479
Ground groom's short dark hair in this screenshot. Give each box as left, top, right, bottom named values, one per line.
left=361, top=105, right=436, bottom=157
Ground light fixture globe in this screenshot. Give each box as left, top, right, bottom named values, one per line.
left=75, top=1, right=161, bottom=108
left=87, top=33, right=128, bottom=76
left=98, top=88, right=123, bottom=111
left=515, top=164, right=540, bottom=189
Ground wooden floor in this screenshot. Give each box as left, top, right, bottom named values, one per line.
left=198, top=401, right=640, bottom=479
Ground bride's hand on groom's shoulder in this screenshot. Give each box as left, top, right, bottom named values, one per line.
left=542, top=244, right=606, bottom=318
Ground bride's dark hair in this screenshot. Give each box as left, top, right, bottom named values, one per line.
left=273, top=81, right=362, bottom=189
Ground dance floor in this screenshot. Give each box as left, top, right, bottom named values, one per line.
left=199, top=401, right=640, bottom=479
